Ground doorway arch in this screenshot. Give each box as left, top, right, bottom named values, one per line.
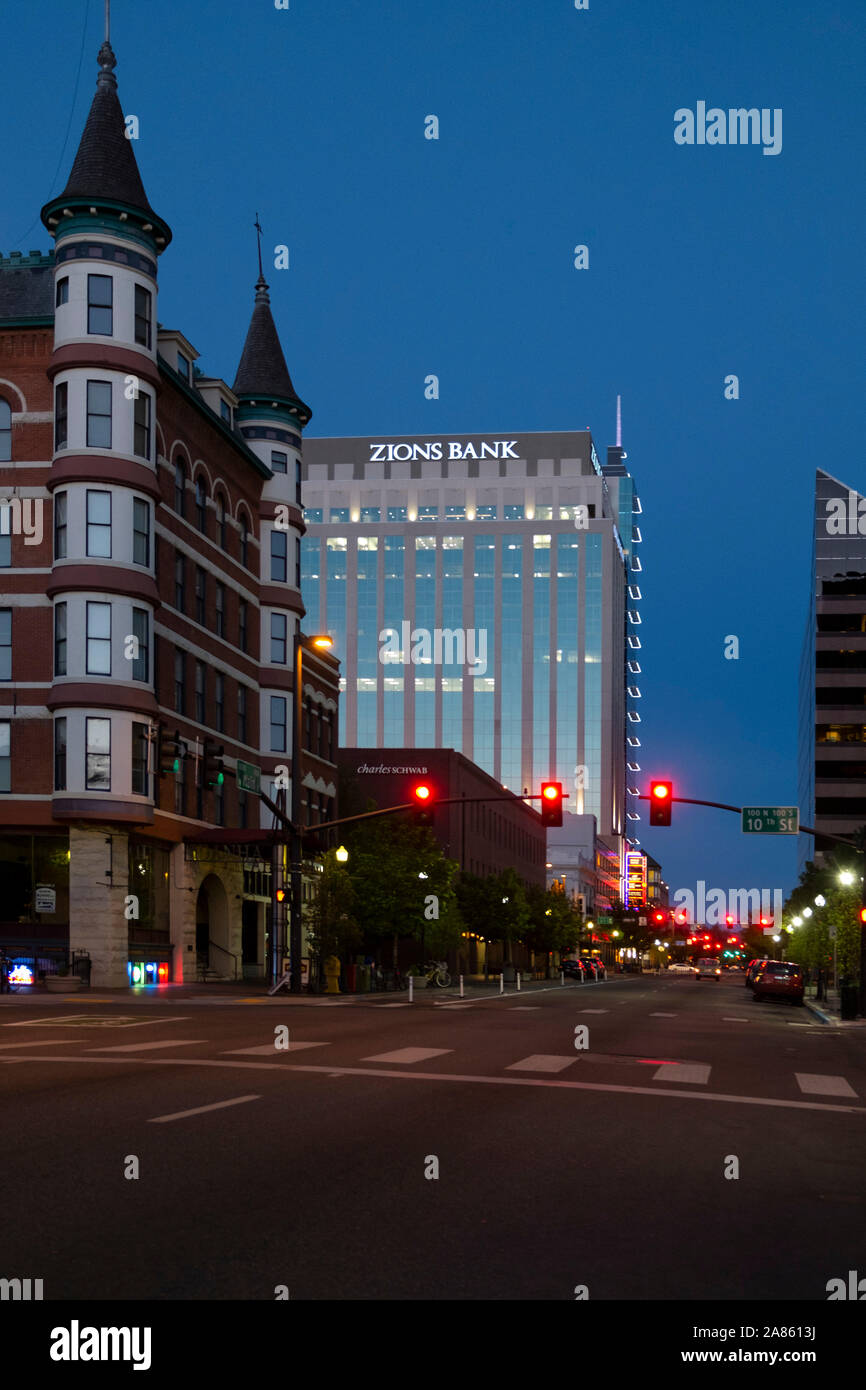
left=195, top=873, right=230, bottom=977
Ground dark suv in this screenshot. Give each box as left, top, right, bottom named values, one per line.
left=752, top=960, right=805, bottom=1005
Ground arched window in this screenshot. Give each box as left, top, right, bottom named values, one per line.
left=195, top=475, right=207, bottom=534
left=216, top=494, right=227, bottom=550
left=0, top=398, right=11, bottom=462
left=240, top=513, right=249, bottom=569
left=174, top=457, right=186, bottom=516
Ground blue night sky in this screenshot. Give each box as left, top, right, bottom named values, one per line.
left=3, top=0, right=865, bottom=904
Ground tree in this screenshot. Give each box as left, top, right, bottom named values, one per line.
left=344, top=812, right=460, bottom=965
left=305, top=848, right=360, bottom=986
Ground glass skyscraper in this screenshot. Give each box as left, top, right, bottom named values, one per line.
left=301, top=431, right=641, bottom=839
left=798, top=469, right=866, bottom=873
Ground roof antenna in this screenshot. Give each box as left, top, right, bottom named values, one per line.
left=616, top=394, right=622, bottom=449
left=105, top=0, right=110, bottom=42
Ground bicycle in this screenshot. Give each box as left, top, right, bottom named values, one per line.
left=418, top=960, right=452, bottom=989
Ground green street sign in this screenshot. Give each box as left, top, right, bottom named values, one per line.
left=741, top=806, right=798, bottom=834
left=597, top=916, right=613, bottom=925
left=237, top=760, right=261, bottom=795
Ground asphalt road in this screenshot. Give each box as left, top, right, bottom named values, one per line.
left=1, top=972, right=864, bottom=1301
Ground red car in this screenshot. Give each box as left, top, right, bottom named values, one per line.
left=751, top=960, right=805, bottom=1005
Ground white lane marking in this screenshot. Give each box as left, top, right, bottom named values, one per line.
left=723, top=1017, right=753, bottom=1022
left=510, top=1006, right=542, bottom=1011
left=650, top=1012, right=677, bottom=1018
left=149, top=1094, right=261, bottom=1123
left=795, top=1073, right=857, bottom=1098
left=652, top=1063, right=711, bottom=1085
left=4, top=1015, right=190, bottom=1029
left=6, top=1055, right=866, bottom=1114
left=220, top=1042, right=329, bottom=1056
left=378, top=1002, right=412, bottom=1008
left=577, top=1009, right=609, bottom=1014
left=87, top=1039, right=209, bottom=1053
left=362, top=1047, right=453, bottom=1064
left=506, top=1054, right=575, bottom=1073
left=0, top=1039, right=87, bottom=1050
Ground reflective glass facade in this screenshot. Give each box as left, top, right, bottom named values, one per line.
left=301, top=432, right=638, bottom=837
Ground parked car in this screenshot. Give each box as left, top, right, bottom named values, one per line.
left=667, top=961, right=694, bottom=975
left=561, top=959, right=585, bottom=981
left=694, top=958, right=722, bottom=980
left=745, top=958, right=769, bottom=988
left=578, top=958, right=599, bottom=980
left=585, top=957, right=605, bottom=980
left=752, top=960, right=805, bottom=1005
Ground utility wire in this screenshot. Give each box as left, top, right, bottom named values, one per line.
left=10, top=0, right=91, bottom=251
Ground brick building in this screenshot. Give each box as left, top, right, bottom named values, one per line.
left=337, top=747, right=547, bottom=887
left=0, top=34, right=339, bottom=985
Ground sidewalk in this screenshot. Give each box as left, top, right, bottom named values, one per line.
left=803, top=985, right=866, bottom=1028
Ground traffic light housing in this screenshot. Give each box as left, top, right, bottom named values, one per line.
left=203, top=739, right=225, bottom=788
left=412, top=782, right=434, bottom=825
left=649, top=780, right=672, bottom=826
left=157, top=725, right=183, bottom=777
left=540, top=781, right=564, bottom=828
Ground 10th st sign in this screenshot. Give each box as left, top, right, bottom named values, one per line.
left=741, top=806, right=799, bottom=834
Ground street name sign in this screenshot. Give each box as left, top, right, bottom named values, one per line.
left=237, top=760, right=261, bottom=795
left=741, top=807, right=799, bottom=834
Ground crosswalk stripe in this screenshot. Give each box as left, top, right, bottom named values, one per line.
left=220, top=1042, right=329, bottom=1056
left=362, top=1047, right=453, bottom=1064
left=652, top=1063, right=711, bottom=1085
left=795, top=1073, right=857, bottom=1098
left=87, top=1039, right=208, bottom=1053
left=506, top=1054, right=575, bottom=1073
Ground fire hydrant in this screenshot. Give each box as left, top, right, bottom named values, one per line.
left=324, top=955, right=341, bottom=995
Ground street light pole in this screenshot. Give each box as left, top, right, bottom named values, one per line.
left=289, top=634, right=304, bottom=994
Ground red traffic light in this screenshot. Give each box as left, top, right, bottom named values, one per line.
left=649, top=780, right=672, bottom=826
left=412, top=783, right=432, bottom=803
left=540, top=781, right=564, bottom=827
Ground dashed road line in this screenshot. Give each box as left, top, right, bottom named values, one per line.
left=148, top=1094, right=261, bottom=1123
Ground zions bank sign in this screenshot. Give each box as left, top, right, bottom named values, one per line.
left=369, top=440, right=520, bottom=462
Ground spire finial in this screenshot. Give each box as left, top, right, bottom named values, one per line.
left=616, top=394, right=622, bottom=449
left=253, top=213, right=269, bottom=300
left=254, top=212, right=265, bottom=279
left=97, top=0, right=117, bottom=91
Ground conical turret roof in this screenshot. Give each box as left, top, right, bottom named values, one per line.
left=233, top=273, right=310, bottom=420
